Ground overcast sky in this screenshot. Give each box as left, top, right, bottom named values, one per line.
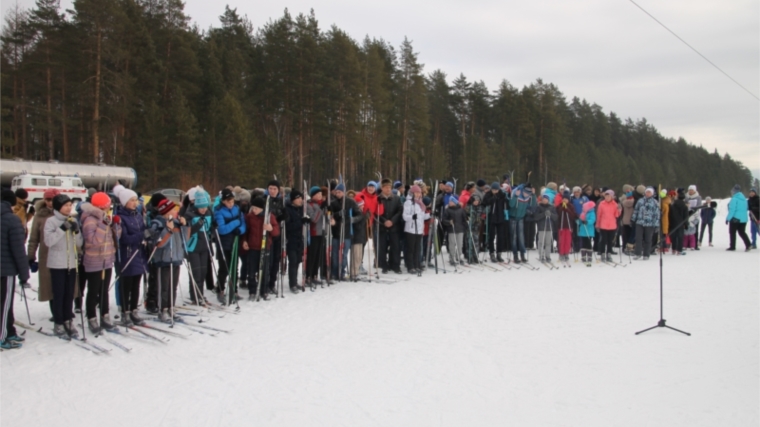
left=3, top=0, right=759, bottom=180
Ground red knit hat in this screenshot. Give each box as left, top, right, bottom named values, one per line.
left=157, top=199, right=176, bottom=216
left=43, top=188, right=60, bottom=200
left=91, top=192, right=111, bottom=209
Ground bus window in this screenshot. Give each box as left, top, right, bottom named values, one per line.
left=49, top=179, right=62, bottom=186
left=32, top=178, right=47, bottom=186
left=74, top=180, right=83, bottom=187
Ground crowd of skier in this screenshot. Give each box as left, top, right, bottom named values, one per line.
left=1, top=175, right=758, bottom=350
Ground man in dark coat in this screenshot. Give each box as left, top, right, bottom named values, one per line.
left=1, top=189, right=30, bottom=349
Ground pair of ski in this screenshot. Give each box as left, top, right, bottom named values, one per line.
left=14, top=321, right=112, bottom=355
left=539, top=260, right=560, bottom=270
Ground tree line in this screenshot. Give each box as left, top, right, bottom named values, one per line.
left=1, top=1, right=753, bottom=197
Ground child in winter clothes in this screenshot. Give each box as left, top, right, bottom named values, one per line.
left=578, top=201, right=597, bottom=263
left=182, top=190, right=213, bottom=305
left=27, top=188, right=59, bottom=318
left=43, top=194, right=83, bottom=339
left=683, top=211, right=699, bottom=249
left=699, top=197, right=716, bottom=247
left=533, top=195, right=558, bottom=263
left=148, top=199, right=185, bottom=322
left=284, top=191, right=308, bottom=292
left=556, top=192, right=577, bottom=263
left=509, top=184, right=536, bottom=263
left=243, top=196, right=279, bottom=299
left=113, top=185, right=147, bottom=326
left=306, top=187, right=326, bottom=285
left=214, top=188, right=246, bottom=300
left=669, top=191, right=689, bottom=255
left=80, top=192, right=122, bottom=334
left=442, top=195, right=467, bottom=265
left=596, top=190, right=622, bottom=262
left=350, top=194, right=370, bottom=280
left=402, top=185, right=429, bottom=273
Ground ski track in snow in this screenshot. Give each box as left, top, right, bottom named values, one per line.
left=2, top=199, right=758, bottom=426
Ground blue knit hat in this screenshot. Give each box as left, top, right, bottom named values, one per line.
left=194, top=191, right=211, bottom=209
left=367, top=181, right=378, bottom=189
left=335, top=182, right=346, bottom=192
left=393, top=181, right=402, bottom=189
left=449, top=195, right=459, bottom=205
left=310, top=186, right=321, bottom=197
left=491, top=182, right=500, bottom=190
left=446, top=181, right=454, bottom=188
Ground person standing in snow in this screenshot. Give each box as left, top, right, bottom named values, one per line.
left=556, top=191, right=577, bottom=263
left=725, top=185, right=752, bottom=252
left=402, top=185, right=429, bottom=274
left=27, top=188, right=59, bottom=318
left=533, top=194, right=558, bottom=263
left=1, top=189, right=30, bottom=350
left=182, top=189, right=213, bottom=305
left=684, top=185, right=703, bottom=250
left=595, top=189, right=621, bottom=262
left=699, top=197, right=716, bottom=247
left=482, top=182, right=509, bottom=263
left=669, top=190, right=689, bottom=256
left=748, top=188, right=759, bottom=249
left=578, top=201, right=597, bottom=264
left=148, top=199, right=185, bottom=321
left=442, top=195, right=466, bottom=265
left=631, top=187, right=660, bottom=260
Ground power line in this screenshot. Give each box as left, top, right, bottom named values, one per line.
left=628, top=0, right=759, bottom=102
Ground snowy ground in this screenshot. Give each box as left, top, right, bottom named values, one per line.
left=2, top=200, right=758, bottom=426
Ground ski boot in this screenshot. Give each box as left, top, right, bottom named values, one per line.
left=121, top=311, right=134, bottom=327
left=88, top=318, right=101, bottom=335
left=130, top=310, right=146, bottom=326
left=496, top=253, right=505, bottom=262
left=490, top=253, right=497, bottom=263
left=53, top=323, right=67, bottom=338
left=520, top=253, right=528, bottom=263
left=63, top=320, right=79, bottom=339
left=100, top=313, right=117, bottom=331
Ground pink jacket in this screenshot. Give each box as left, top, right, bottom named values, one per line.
left=596, top=199, right=621, bottom=231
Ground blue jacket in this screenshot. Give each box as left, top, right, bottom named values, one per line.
left=726, top=192, right=749, bottom=223
left=571, top=195, right=588, bottom=215
left=114, top=205, right=147, bottom=277
left=183, top=205, right=213, bottom=254
left=577, top=210, right=596, bottom=238
left=214, top=203, right=245, bottom=251
left=700, top=206, right=716, bottom=224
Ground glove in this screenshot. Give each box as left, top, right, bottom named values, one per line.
left=103, top=215, right=112, bottom=226
left=545, top=211, right=551, bottom=218
left=29, top=260, right=39, bottom=273
left=112, top=215, right=121, bottom=225
left=302, top=215, right=311, bottom=222
left=69, top=220, right=80, bottom=234
left=60, top=221, right=73, bottom=232
left=412, top=214, right=418, bottom=220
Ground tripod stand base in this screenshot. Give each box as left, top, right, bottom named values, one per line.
left=635, top=319, right=691, bottom=336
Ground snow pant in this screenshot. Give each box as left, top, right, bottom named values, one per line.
left=599, top=230, right=616, bottom=255
left=146, top=263, right=158, bottom=310
left=377, top=229, right=400, bottom=271
left=119, top=274, right=142, bottom=313
left=216, top=249, right=234, bottom=293
left=246, top=250, right=262, bottom=295
left=683, top=234, right=696, bottom=249
left=405, top=233, right=422, bottom=271
left=634, top=226, right=655, bottom=256
left=0, top=276, right=18, bottom=341
left=510, top=219, right=526, bottom=255
left=524, top=220, right=536, bottom=249
left=487, top=222, right=507, bottom=254
left=558, top=229, right=572, bottom=256
left=447, top=232, right=464, bottom=263
left=398, top=230, right=406, bottom=262
left=699, top=222, right=713, bottom=245
left=306, top=236, right=324, bottom=279
left=269, top=237, right=282, bottom=291
left=186, top=251, right=209, bottom=302
left=205, top=255, right=215, bottom=291
left=85, top=269, right=112, bottom=319
left=537, top=230, right=553, bottom=260
left=750, top=220, right=759, bottom=246
left=75, top=259, right=87, bottom=311
left=50, top=268, right=76, bottom=325
left=350, top=243, right=364, bottom=278
left=671, top=228, right=684, bottom=253
left=623, top=224, right=634, bottom=245
left=728, top=221, right=751, bottom=250
left=422, top=235, right=430, bottom=265
left=581, top=237, right=593, bottom=252
left=287, top=247, right=301, bottom=288
left=158, top=265, right=180, bottom=311
left=331, top=238, right=351, bottom=280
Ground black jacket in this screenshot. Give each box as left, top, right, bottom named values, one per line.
left=328, top=197, right=361, bottom=240
left=1, top=201, right=30, bottom=281
left=442, top=205, right=467, bottom=233
left=482, top=190, right=509, bottom=225
left=377, top=193, right=403, bottom=233
left=284, top=201, right=307, bottom=251
left=669, top=198, right=690, bottom=234
left=749, top=195, right=759, bottom=220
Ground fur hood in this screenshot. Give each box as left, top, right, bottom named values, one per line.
left=79, top=201, right=105, bottom=223
left=34, top=199, right=54, bottom=219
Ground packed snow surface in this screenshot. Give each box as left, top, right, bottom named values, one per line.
left=2, top=200, right=758, bottom=426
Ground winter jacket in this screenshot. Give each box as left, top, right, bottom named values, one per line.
left=533, top=203, right=558, bottom=232
left=748, top=194, right=759, bottom=221
left=660, top=196, right=672, bottom=234
left=44, top=210, right=83, bottom=270
left=684, top=191, right=703, bottom=211
left=458, top=189, right=472, bottom=209
left=113, top=205, right=147, bottom=277
left=571, top=195, right=588, bottom=215
left=306, top=200, right=326, bottom=237
left=596, top=199, right=621, bottom=231
left=1, top=201, right=30, bottom=282
left=182, top=204, right=213, bottom=254
left=12, top=199, right=31, bottom=238
left=631, top=196, right=661, bottom=228
left=377, top=193, right=403, bottom=233
left=27, top=200, right=54, bottom=301
left=244, top=210, right=279, bottom=251
left=328, top=196, right=361, bottom=241
left=556, top=202, right=577, bottom=231
left=442, top=204, right=467, bottom=233
left=80, top=202, right=122, bottom=273
left=482, top=190, right=510, bottom=224
left=509, top=186, right=536, bottom=220
left=621, top=198, right=635, bottom=225
left=402, top=197, right=430, bottom=235
left=284, top=201, right=307, bottom=251
left=668, top=198, right=690, bottom=233
left=435, top=190, right=455, bottom=217
left=685, top=214, right=699, bottom=235
left=148, top=216, right=185, bottom=267
left=359, top=188, right=379, bottom=226
left=578, top=203, right=596, bottom=238
left=700, top=206, right=716, bottom=225
left=351, top=208, right=369, bottom=245
left=726, top=192, right=749, bottom=223
left=264, top=191, right=288, bottom=225
left=214, top=203, right=246, bottom=251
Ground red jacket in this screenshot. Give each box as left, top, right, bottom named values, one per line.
left=360, top=188, right=379, bottom=225
left=459, top=189, right=472, bottom=208
left=596, top=199, right=621, bottom=231
left=244, top=211, right=280, bottom=251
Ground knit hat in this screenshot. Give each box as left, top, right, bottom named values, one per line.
left=705, top=196, right=712, bottom=202
left=423, top=196, right=431, bottom=206
left=645, top=187, right=655, bottom=195
left=750, top=188, right=757, bottom=194
left=688, top=185, right=697, bottom=192
left=15, top=188, right=28, bottom=200
left=562, top=190, right=571, bottom=199
left=309, top=186, right=321, bottom=197
left=367, top=181, right=378, bottom=189
left=477, top=179, right=487, bottom=187
left=157, top=199, right=176, bottom=216
left=604, top=189, right=615, bottom=197
left=91, top=192, right=111, bottom=209
left=393, top=181, right=402, bottom=189
left=582, top=201, right=595, bottom=212
left=52, top=194, right=71, bottom=212
left=731, top=184, right=741, bottom=195
left=541, top=194, right=550, bottom=201
left=445, top=181, right=454, bottom=189
left=546, top=182, right=557, bottom=191
left=381, top=178, right=392, bottom=188
left=622, top=184, right=634, bottom=193
left=660, top=189, right=667, bottom=199
left=636, top=185, right=646, bottom=195
left=251, top=196, right=266, bottom=209
left=449, top=195, right=459, bottom=205
left=221, top=188, right=235, bottom=201
left=43, top=188, right=60, bottom=200
left=268, top=179, right=281, bottom=189
left=194, top=191, right=210, bottom=209
left=150, top=192, right=166, bottom=207
left=410, top=185, right=421, bottom=194
left=335, top=182, right=346, bottom=192
left=1, top=189, right=17, bottom=205
left=572, top=186, right=581, bottom=193
left=115, top=186, right=137, bottom=207
left=491, top=182, right=500, bottom=190
left=290, top=190, right=303, bottom=201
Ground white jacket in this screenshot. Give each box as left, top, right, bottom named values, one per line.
left=44, top=211, right=83, bottom=270
left=402, top=198, right=430, bottom=235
